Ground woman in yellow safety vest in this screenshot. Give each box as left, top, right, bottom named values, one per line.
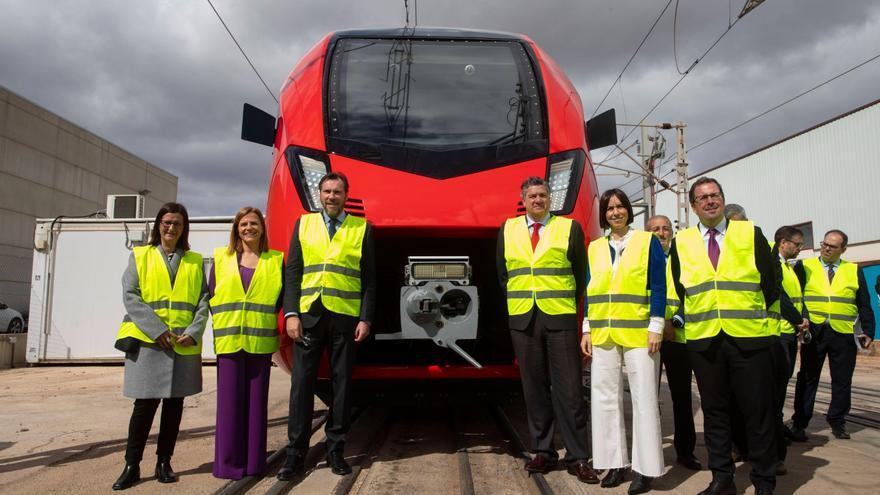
left=580, top=189, right=666, bottom=494
left=112, top=202, right=209, bottom=490
left=210, top=207, right=284, bottom=479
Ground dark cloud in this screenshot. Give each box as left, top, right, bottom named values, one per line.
left=1, top=0, right=878, bottom=213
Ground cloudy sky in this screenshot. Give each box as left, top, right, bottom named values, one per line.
left=1, top=0, right=878, bottom=215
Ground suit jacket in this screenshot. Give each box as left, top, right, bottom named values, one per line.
left=496, top=215, right=587, bottom=331
left=669, top=224, right=781, bottom=351
left=283, top=216, right=376, bottom=329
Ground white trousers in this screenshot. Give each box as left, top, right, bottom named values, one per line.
left=591, top=344, right=665, bottom=477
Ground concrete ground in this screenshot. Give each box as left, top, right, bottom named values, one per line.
left=0, top=355, right=878, bottom=494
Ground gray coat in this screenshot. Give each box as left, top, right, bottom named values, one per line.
left=121, top=246, right=209, bottom=399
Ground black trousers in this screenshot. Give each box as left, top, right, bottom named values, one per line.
left=772, top=333, right=797, bottom=461
left=124, top=397, right=184, bottom=464
left=689, top=333, right=777, bottom=490
left=509, top=311, right=589, bottom=463
left=287, top=310, right=356, bottom=457
left=791, top=323, right=857, bottom=429
left=660, top=341, right=696, bottom=459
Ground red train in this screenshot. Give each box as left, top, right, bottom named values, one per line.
left=242, top=27, right=616, bottom=392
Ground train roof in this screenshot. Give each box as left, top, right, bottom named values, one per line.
left=330, top=27, right=526, bottom=41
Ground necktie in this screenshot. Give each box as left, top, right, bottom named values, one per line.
left=530, top=223, right=541, bottom=251
left=827, top=264, right=835, bottom=283
left=707, top=228, right=720, bottom=269
left=328, top=218, right=338, bottom=240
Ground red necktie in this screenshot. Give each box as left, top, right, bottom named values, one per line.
left=531, top=223, right=541, bottom=251
left=707, top=228, right=720, bottom=269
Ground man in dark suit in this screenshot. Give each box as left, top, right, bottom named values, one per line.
left=496, top=176, right=598, bottom=484
left=790, top=229, right=875, bottom=441
left=669, top=177, right=781, bottom=495
left=279, top=172, right=375, bottom=479
left=647, top=214, right=701, bottom=472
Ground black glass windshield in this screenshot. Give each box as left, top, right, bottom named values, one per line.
left=326, top=38, right=548, bottom=178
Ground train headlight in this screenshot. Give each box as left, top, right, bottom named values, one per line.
left=299, top=155, right=327, bottom=210
left=285, top=147, right=330, bottom=212
left=405, top=256, right=471, bottom=286
left=546, top=150, right=586, bottom=215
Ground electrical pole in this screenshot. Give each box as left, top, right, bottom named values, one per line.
left=639, top=124, right=655, bottom=226
left=675, top=122, right=690, bottom=229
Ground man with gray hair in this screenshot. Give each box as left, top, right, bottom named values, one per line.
left=724, top=203, right=747, bottom=221
left=496, top=176, right=598, bottom=484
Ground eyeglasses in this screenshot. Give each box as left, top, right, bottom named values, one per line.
left=784, top=239, right=804, bottom=249
left=161, top=221, right=182, bottom=229
left=820, top=242, right=842, bottom=250
left=694, top=192, right=722, bottom=204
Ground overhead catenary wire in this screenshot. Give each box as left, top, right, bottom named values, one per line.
left=205, top=0, right=278, bottom=105
left=590, top=0, right=675, bottom=118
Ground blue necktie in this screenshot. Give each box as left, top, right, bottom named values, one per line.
left=328, top=218, right=338, bottom=240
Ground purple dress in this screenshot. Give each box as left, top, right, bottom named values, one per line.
left=210, top=257, right=275, bottom=479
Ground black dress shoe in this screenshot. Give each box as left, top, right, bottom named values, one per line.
left=697, top=478, right=736, bottom=495
left=276, top=454, right=304, bottom=481
left=155, top=459, right=178, bottom=483
left=776, top=461, right=788, bottom=476
left=676, top=454, right=702, bottom=471
left=789, top=427, right=808, bottom=442
left=112, top=463, right=140, bottom=490
left=601, top=468, right=627, bottom=488
left=567, top=460, right=599, bottom=484
left=831, top=425, right=850, bottom=439
left=524, top=455, right=556, bottom=474
left=628, top=473, right=653, bottom=494
left=326, top=451, right=352, bottom=475
left=756, top=488, right=774, bottom=495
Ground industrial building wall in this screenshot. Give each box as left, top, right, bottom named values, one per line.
left=0, top=86, right=178, bottom=316
left=656, top=99, right=880, bottom=263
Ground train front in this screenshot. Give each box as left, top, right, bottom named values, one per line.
left=246, top=28, right=614, bottom=392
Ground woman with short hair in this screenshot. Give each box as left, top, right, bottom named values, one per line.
left=112, top=202, right=208, bottom=490
left=581, top=189, right=666, bottom=494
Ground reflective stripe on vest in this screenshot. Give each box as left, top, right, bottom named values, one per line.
left=587, top=231, right=652, bottom=348
left=504, top=216, right=577, bottom=316
left=116, top=245, right=204, bottom=355
left=299, top=213, right=366, bottom=317
left=209, top=248, right=283, bottom=354
left=673, top=220, right=770, bottom=341
left=802, top=257, right=858, bottom=334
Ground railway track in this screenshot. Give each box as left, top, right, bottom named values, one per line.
left=215, top=401, right=558, bottom=495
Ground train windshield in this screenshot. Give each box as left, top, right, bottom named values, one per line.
left=326, top=38, right=548, bottom=177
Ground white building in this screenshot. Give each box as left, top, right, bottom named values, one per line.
left=656, top=98, right=880, bottom=264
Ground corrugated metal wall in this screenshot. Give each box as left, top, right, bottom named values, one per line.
left=656, top=100, right=880, bottom=253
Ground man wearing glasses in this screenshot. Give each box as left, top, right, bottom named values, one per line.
left=668, top=177, right=780, bottom=495
left=789, top=229, right=875, bottom=441
left=768, top=226, right=810, bottom=474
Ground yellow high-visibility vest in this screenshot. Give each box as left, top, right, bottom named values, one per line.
left=803, top=257, right=858, bottom=334
left=210, top=248, right=283, bottom=354
left=587, top=230, right=653, bottom=348
left=770, top=255, right=804, bottom=335
left=116, top=245, right=204, bottom=355
left=504, top=216, right=577, bottom=316
left=673, top=221, right=771, bottom=341
left=299, top=213, right=366, bottom=317
left=665, top=260, right=686, bottom=343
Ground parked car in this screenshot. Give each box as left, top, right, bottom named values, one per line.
left=0, top=301, right=24, bottom=333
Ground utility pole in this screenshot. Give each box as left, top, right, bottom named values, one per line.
left=639, top=125, right=655, bottom=224
left=674, top=122, right=690, bottom=229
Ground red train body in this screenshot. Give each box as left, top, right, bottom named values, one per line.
left=243, top=28, right=615, bottom=387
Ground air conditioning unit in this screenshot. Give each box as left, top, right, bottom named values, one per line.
left=106, top=194, right=145, bottom=219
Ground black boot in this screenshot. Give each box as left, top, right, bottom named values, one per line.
left=112, top=463, right=140, bottom=490
left=155, top=458, right=178, bottom=483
